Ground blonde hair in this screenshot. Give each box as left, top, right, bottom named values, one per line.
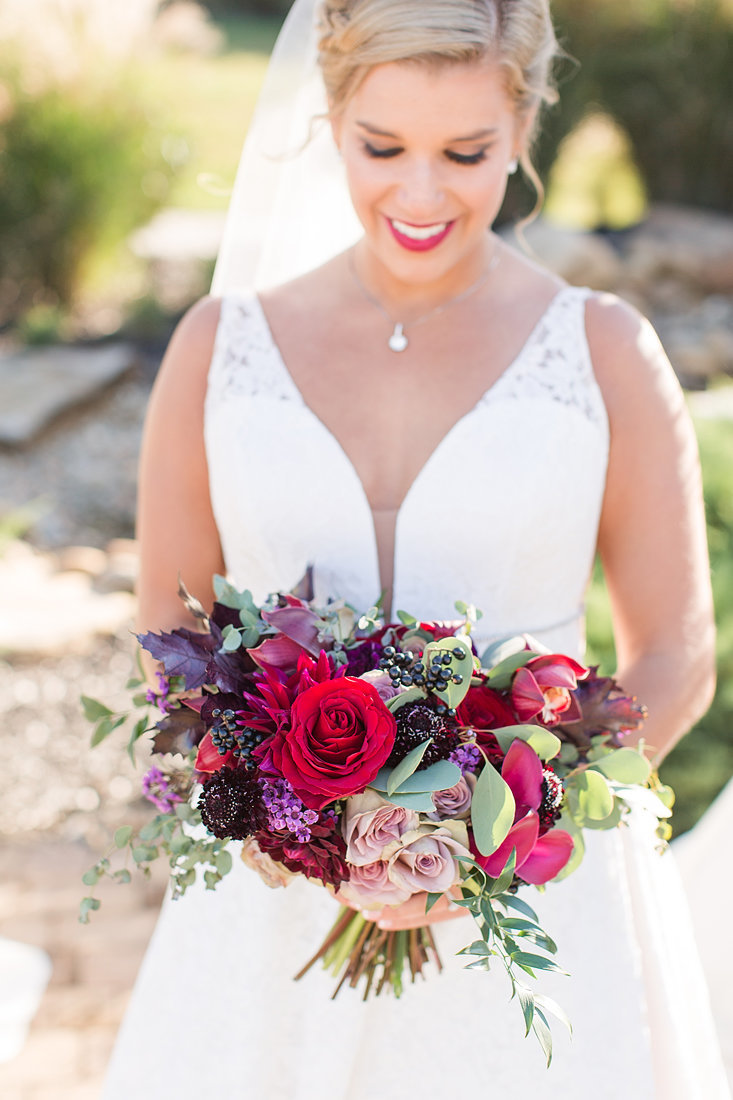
left=318, top=0, right=560, bottom=213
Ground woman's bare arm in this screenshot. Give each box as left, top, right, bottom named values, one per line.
left=588, top=294, right=716, bottom=764
left=136, top=296, right=225, bottom=640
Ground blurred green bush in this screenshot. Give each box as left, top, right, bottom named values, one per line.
left=0, top=70, right=177, bottom=326
left=552, top=0, right=733, bottom=214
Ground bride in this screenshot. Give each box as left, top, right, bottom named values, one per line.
left=104, top=0, right=728, bottom=1096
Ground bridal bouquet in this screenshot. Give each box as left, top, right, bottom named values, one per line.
left=81, top=579, right=672, bottom=1062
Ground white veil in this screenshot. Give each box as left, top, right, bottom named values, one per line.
left=211, top=0, right=363, bottom=296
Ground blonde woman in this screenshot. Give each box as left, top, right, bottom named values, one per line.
left=104, top=1, right=727, bottom=1096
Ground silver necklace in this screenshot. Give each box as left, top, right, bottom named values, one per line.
left=349, top=245, right=501, bottom=353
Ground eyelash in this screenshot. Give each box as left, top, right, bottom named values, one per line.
left=362, top=142, right=489, bottom=165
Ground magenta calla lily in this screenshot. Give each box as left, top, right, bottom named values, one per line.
left=473, top=737, right=575, bottom=884
left=512, top=654, right=587, bottom=725
left=503, top=738, right=543, bottom=821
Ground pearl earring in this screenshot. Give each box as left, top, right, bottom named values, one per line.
left=507, top=157, right=519, bottom=175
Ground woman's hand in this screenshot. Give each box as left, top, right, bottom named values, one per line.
left=337, top=887, right=468, bottom=930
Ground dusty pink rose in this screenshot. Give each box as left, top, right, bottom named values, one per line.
left=359, top=669, right=400, bottom=703
left=240, top=837, right=296, bottom=889
left=339, top=860, right=412, bottom=908
left=343, top=789, right=419, bottom=866
left=387, top=826, right=470, bottom=897
left=430, top=773, right=475, bottom=820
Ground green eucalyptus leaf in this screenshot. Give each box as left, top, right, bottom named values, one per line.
left=582, top=802, right=623, bottom=831
left=132, top=845, right=158, bottom=863
left=471, top=759, right=515, bottom=857
left=387, top=739, right=434, bottom=795
left=491, top=724, right=561, bottom=761
left=551, top=813, right=586, bottom=881
left=394, top=759, right=461, bottom=795
left=483, top=650, right=537, bottom=690
left=380, top=790, right=438, bottom=811
left=592, top=748, right=651, bottom=785
left=220, top=624, right=243, bottom=652
left=81, top=695, right=113, bottom=722
left=114, top=869, right=132, bottom=884
left=480, top=636, right=532, bottom=671
left=82, top=869, right=99, bottom=886
left=575, top=769, right=614, bottom=820
left=114, top=826, right=133, bottom=848
left=215, top=849, right=233, bottom=876
left=79, top=896, right=101, bottom=922
left=396, top=609, right=418, bottom=627
left=386, top=687, right=426, bottom=713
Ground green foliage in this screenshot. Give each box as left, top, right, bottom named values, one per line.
left=585, top=413, right=733, bottom=835
left=551, top=0, right=733, bottom=214
left=0, top=69, right=178, bottom=323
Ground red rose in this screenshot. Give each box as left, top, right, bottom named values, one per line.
left=269, top=678, right=397, bottom=809
left=457, top=683, right=519, bottom=740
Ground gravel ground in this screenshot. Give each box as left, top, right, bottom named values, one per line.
left=0, top=364, right=168, bottom=1099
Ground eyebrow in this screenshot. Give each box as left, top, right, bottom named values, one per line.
left=356, top=121, right=498, bottom=143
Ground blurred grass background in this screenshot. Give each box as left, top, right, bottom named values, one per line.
left=1, top=0, right=732, bottom=833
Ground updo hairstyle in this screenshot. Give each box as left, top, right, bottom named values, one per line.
left=318, top=0, right=560, bottom=208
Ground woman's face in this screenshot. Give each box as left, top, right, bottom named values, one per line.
left=331, top=57, right=525, bottom=288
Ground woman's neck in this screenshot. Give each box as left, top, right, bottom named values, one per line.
left=350, top=234, right=498, bottom=320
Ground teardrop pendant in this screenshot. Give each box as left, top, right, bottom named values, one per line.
left=388, top=323, right=408, bottom=353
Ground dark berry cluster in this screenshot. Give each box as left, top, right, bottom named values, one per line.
left=539, top=768, right=564, bottom=830
left=424, top=647, right=468, bottom=695
left=389, top=699, right=460, bottom=769
left=198, top=766, right=264, bottom=840
left=378, top=644, right=467, bottom=703
left=378, top=645, right=420, bottom=687
left=210, top=708, right=266, bottom=769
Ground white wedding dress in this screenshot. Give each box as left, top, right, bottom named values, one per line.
left=103, top=286, right=729, bottom=1099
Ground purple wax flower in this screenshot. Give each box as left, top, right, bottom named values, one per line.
left=142, top=766, right=183, bottom=813
left=259, top=777, right=320, bottom=843
left=449, top=742, right=482, bottom=775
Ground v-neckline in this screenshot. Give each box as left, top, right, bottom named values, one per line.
left=249, top=286, right=572, bottom=610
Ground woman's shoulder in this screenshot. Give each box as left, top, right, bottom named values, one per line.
left=582, top=291, right=685, bottom=425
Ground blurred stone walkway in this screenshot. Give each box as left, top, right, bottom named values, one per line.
left=0, top=841, right=167, bottom=1100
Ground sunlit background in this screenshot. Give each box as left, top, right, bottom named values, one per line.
left=1, top=0, right=732, bottom=1094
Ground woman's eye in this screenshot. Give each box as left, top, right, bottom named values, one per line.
left=363, top=142, right=402, bottom=159
left=445, top=149, right=489, bottom=166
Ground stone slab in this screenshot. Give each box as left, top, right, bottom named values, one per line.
left=0, top=344, right=136, bottom=447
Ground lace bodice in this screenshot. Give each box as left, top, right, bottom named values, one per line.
left=205, top=284, right=608, bottom=657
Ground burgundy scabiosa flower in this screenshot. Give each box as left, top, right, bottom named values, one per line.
left=199, top=766, right=265, bottom=840
left=388, top=699, right=459, bottom=769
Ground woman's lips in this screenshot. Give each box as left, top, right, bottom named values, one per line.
left=386, top=217, right=454, bottom=252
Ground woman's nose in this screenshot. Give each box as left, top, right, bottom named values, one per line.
left=396, top=157, right=445, bottom=213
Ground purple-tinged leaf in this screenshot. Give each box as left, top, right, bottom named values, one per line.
left=261, top=603, right=323, bottom=656
left=151, top=707, right=206, bottom=756
left=137, top=629, right=216, bottom=690
left=556, top=668, right=647, bottom=752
